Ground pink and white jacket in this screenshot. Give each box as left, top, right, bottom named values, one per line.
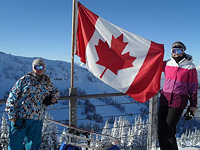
left=160, top=54, right=198, bottom=109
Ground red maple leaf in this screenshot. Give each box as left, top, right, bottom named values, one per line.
left=95, top=34, right=136, bottom=78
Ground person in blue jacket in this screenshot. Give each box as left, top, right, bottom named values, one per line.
left=5, top=58, right=60, bottom=150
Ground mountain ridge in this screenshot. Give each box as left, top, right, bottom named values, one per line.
left=0, top=52, right=142, bottom=127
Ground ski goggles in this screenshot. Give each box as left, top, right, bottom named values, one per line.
left=34, top=65, right=45, bottom=71
left=171, top=48, right=184, bottom=55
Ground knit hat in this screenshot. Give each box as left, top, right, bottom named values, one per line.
left=171, top=41, right=186, bottom=51
left=32, top=58, right=46, bottom=70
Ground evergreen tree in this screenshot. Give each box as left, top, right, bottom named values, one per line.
left=0, top=113, right=9, bottom=150
left=129, top=115, right=147, bottom=150
left=178, top=128, right=200, bottom=148
left=139, top=120, right=148, bottom=150
left=94, top=134, right=101, bottom=149
left=41, top=113, right=58, bottom=150
left=179, top=132, right=186, bottom=147
left=118, top=116, right=123, bottom=139
left=59, top=129, right=69, bottom=144
left=120, top=118, right=130, bottom=148
left=51, top=116, right=59, bottom=149
left=127, top=125, right=135, bottom=149
left=102, top=115, right=160, bottom=149
left=196, top=129, right=200, bottom=146
left=101, top=120, right=111, bottom=142
left=195, top=129, right=200, bottom=145
left=89, top=130, right=96, bottom=150
left=111, top=118, right=119, bottom=138
left=189, top=128, right=200, bottom=146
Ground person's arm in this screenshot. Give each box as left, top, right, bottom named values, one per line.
left=5, top=78, right=24, bottom=121
left=183, top=67, right=198, bottom=120
left=49, top=82, right=60, bottom=103
left=42, top=75, right=60, bottom=106
left=188, top=68, right=198, bottom=113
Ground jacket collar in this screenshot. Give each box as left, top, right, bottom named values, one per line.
left=171, top=53, right=193, bottom=65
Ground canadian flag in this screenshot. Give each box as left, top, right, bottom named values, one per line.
left=76, top=2, right=164, bottom=103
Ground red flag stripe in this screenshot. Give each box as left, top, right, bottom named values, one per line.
left=126, top=41, right=164, bottom=102
left=76, top=2, right=99, bottom=63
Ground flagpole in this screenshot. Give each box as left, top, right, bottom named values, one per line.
left=69, top=0, right=78, bottom=129
left=70, top=0, right=77, bottom=88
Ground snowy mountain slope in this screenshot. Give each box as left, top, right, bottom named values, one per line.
left=0, top=52, right=199, bottom=127
left=0, top=51, right=115, bottom=97
left=0, top=52, right=142, bottom=126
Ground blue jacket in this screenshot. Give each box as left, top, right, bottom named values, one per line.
left=5, top=72, right=60, bottom=120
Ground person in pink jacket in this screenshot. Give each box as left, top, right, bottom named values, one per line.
left=158, top=41, right=198, bottom=150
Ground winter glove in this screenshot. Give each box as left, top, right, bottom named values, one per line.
left=184, top=107, right=197, bottom=120
left=43, top=94, right=57, bottom=106
left=184, top=111, right=194, bottom=120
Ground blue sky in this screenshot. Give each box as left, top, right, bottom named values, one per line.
left=0, top=0, right=200, bottom=65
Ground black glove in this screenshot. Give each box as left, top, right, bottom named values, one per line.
left=43, top=94, right=53, bottom=106
left=184, top=110, right=194, bottom=120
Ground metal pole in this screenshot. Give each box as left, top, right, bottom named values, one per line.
left=69, top=88, right=77, bottom=127
left=152, top=94, right=158, bottom=149
left=69, top=0, right=78, bottom=127
left=147, top=97, right=152, bottom=150
left=147, top=94, right=158, bottom=150
left=70, top=0, right=77, bottom=88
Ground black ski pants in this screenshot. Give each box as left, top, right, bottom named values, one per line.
left=158, top=106, right=183, bottom=150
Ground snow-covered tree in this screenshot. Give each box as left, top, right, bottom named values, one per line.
left=118, top=116, right=123, bottom=137
left=93, top=134, right=101, bottom=149
left=105, top=116, right=149, bottom=149
left=137, top=120, right=148, bottom=150
left=111, top=117, right=119, bottom=138
left=194, top=129, right=200, bottom=147
left=127, top=115, right=143, bottom=149
left=178, top=128, right=200, bottom=148
left=0, top=113, right=9, bottom=150
left=40, top=113, right=59, bottom=150
left=59, top=129, right=68, bottom=144
left=194, top=129, right=200, bottom=145
left=101, top=120, right=111, bottom=142
left=51, top=116, right=59, bottom=148
left=89, top=131, right=96, bottom=150
left=127, top=125, right=136, bottom=149
left=120, top=118, right=130, bottom=148
left=122, top=115, right=147, bottom=150
left=179, top=132, right=186, bottom=147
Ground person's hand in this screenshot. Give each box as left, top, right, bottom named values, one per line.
left=184, top=111, right=194, bottom=120
left=43, top=95, right=57, bottom=106
left=51, top=97, right=57, bottom=104
left=184, top=107, right=197, bottom=120
left=10, top=118, right=16, bottom=123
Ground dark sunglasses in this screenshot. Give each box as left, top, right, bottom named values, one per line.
left=34, top=65, right=45, bottom=71
left=171, top=48, right=184, bottom=55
